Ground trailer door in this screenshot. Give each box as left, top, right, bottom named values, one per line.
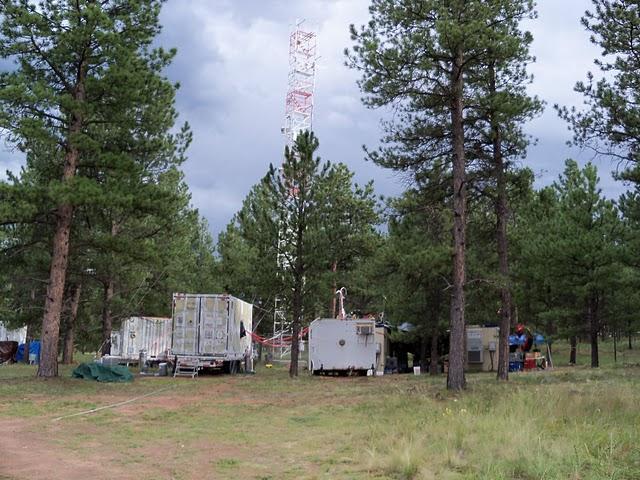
left=199, top=296, right=229, bottom=355
left=172, top=295, right=199, bottom=355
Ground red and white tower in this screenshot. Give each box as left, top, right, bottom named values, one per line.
left=273, top=21, right=318, bottom=357
left=282, top=21, right=317, bottom=148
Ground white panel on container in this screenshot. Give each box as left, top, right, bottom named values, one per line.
left=172, top=295, right=199, bottom=355
left=112, top=317, right=171, bottom=360
left=199, top=296, right=227, bottom=355
left=0, top=322, right=27, bottom=343
left=309, top=319, right=376, bottom=372
left=172, top=293, right=253, bottom=361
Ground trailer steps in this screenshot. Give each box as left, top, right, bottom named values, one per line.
left=173, top=357, right=199, bottom=378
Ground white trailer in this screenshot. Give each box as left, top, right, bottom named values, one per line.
left=171, top=294, right=252, bottom=372
left=308, top=318, right=377, bottom=375
left=109, top=316, right=172, bottom=363
left=0, top=322, right=27, bottom=343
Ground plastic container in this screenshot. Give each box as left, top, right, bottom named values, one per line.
left=413, top=366, right=421, bottom=375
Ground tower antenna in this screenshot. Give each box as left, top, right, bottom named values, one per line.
left=273, top=20, right=318, bottom=358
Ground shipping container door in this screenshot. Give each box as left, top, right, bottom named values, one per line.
left=148, top=319, right=159, bottom=357
left=173, top=295, right=199, bottom=355
left=199, top=296, right=228, bottom=355
left=159, top=318, right=172, bottom=357
left=125, top=318, right=138, bottom=357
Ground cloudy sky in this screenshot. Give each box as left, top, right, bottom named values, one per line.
left=0, top=0, right=631, bottom=238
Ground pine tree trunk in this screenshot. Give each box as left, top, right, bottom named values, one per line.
left=589, top=294, right=599, bottom=368
left=38, top=207, right=74, bottom=377
left=447, top=49, right=467, bottom=391
left=37, top=64, right=85, bottom=378
left=420, top=334, right=428, bottom=370
left=62, top=323, right=74, bottom=365
left=289, top=283, right=302, bottom=378
left=429, top=289, right=441, bottom=376
left=62, top=284, right=81, bottom=364
left=289, top=215, right=304, bottom=378
left=101, top=278, right=114, bottom=356
left=489, top=63, right=513, bottom=382
left=430, top=329, right=439, bottom=376
left=569, top=336, right=577, bottom=365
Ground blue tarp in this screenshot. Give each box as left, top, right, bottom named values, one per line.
left=509, top=333, right=546, bottom=346
left=509, top=334, right=528, bottom=346
left=14, top=341, right=40, bottom=363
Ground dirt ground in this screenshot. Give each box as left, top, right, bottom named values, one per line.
left=2, top=349, right=639, bottom=480
left=0, top=385, right=235, bottom=480
left=0, top=367, right=378, bottom=480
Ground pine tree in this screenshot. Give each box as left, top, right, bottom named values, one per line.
left=380, top=189, right=451, bottom=375
left=515, top=161, right=621, bottom=367
left=0, top=0, right=186, bottom=376
left=558, top=0, right=640, bottom=183
left=347, top=0, right=539, bottom=390
left=226, top=132, right=379, bottom=377
left=472, top=27, right=543, bottom=380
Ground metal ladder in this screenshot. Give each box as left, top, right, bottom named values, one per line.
left=173, top=357, right=199, bottom=378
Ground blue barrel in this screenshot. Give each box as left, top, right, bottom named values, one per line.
left=508, top=361, right=523, bottom=372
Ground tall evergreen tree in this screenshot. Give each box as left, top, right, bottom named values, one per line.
left=558, top=0, right=640, bottom=183
left=515, top=161, right=621, bottom=367
left=225, top=131, right=379, bottom=377
left=0, top=0, right=187, bottom=376
left=473, top=44, right=542, bottom=380
left=347, top=0, right=538, bottom=390
left=381, top=189, right=451, bottom=375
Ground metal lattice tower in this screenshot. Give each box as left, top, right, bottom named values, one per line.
left=273, top=21, right=317, bottom=357
left=282, top=21, right=317, bottom=148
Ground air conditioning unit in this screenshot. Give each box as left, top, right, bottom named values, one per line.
left=468, top=349, right=483, bottom=363
left=356, top=324, right=373, bottom=336
left=467, top=330, right=483, bottom=364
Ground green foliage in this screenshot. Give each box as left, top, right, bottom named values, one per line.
left=558, top=0, right=640, bottom=183
left=220, top=131, right=379, bottom=329
left=0, top=1, right=217, bottom=352
left=346, top=0, right=538, bottom=180
left=513, top=160, right=622, bottom=349
left=369, top=189, right=450, bottom=335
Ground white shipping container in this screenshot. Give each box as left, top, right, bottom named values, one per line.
left=309, top=318, right=377, bottom=374
left=0, top=322, right=27, bottom=344
left=171, top=294, right=253, bottom=363
left=110, top=316, right=172, bottom=361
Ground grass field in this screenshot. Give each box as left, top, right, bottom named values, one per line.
left=0, top=341, right=639, bottom=480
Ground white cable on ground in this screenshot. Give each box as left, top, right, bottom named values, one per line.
left=52, top=384, right=175, bottom=422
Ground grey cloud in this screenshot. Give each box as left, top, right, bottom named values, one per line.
left=0, top=0, right=633, bottom=238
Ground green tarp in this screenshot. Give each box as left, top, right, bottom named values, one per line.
left=72, top=362, right=134, bottom=382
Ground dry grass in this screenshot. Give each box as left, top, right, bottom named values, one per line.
left=0, top=342, right=638, bottom=479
